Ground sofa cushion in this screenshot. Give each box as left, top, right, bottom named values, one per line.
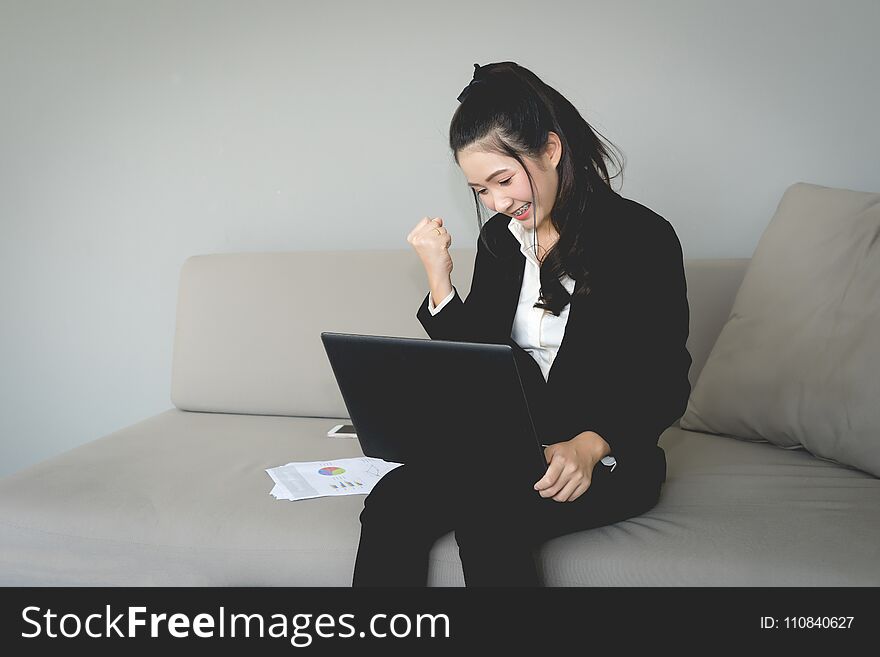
left=170, top=251, right=432, bottom=418
left=535, top=425, right=880, bottom=586
left=1, top=410, right=878, bottom=586
left=0, top=410, right=364, bottom=586
left=170, top=253, right=747, bottom=422
left=681, top=182, right=880, bottom=477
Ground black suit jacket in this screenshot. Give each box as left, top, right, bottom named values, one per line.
left=416, top=186, right=692, bottom=484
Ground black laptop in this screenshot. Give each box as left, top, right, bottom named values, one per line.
left=320, top=332, right=549, bottom=486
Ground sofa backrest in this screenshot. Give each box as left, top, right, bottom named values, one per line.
left=170, top=250, right=749, bottom=418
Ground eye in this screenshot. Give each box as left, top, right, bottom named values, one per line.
left=477, top=177, right=513, bottom=195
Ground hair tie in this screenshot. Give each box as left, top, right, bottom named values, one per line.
left=456, top=63, right=486, bottom=103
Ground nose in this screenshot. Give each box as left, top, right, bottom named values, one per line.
left=493, top=193, right=515, bottom=213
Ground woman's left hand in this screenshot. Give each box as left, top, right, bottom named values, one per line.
left=533, top=431, right=611, bottom=502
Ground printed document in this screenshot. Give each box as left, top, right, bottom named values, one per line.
left=266, top=456, right=403, bottom=501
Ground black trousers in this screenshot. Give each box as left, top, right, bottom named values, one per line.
left=351, top=454, right=661, bottom=587
left=352, top=346, right=663, bottom=587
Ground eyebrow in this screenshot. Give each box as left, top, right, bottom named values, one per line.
left=467, top=168, right=511, bottom=188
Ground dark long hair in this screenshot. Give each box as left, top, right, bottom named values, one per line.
left=450, top=61, right=625, bottom=316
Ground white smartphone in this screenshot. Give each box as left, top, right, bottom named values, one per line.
left=327, top=423, right=357, bottom=438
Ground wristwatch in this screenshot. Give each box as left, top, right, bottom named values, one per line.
left=539, top=446, right=617, bottom=472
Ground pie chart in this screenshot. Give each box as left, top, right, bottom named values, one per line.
left=318, top=466, right=346, bottom=476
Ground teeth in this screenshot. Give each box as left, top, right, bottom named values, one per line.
left=514, top=203, right=530, bottom=216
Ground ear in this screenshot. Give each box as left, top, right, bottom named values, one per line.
left=545, top=131, right=563, bottom=167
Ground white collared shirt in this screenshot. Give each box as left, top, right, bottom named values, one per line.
left=428, top=218, right=574, bottom=382
left=426, top=218, right=617, bottom=470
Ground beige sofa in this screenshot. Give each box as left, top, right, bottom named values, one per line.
left=2, top=215, right=878, bottom=585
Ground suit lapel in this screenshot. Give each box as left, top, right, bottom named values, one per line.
left=485, top=218, right=526, bottom=341
left=500, top=252, right=525, bottom=338
left=546, top=282, right=583, bottom=384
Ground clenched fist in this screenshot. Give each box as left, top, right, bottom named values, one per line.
left=406, top=216, right=454, bottom=280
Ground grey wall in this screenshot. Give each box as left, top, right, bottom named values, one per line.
left=1, top=0, right=878, bottom=477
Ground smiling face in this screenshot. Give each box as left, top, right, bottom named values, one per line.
left=458, top=131, right=562, bottom=235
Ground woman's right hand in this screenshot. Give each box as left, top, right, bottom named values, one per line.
left=406, top=217, right=453, bottom=280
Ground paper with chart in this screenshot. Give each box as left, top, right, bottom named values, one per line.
left=266, top=456, right=403, bottom=501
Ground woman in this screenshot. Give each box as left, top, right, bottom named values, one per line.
left=353, top=61, right=692, bottom=587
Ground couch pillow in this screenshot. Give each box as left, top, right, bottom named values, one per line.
left=680, top=182, right=880, bottom=477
